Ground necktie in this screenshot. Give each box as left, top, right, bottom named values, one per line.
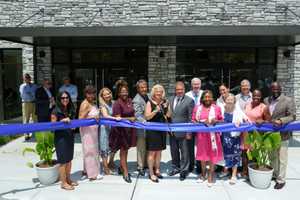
left=173, top=96, right=181, bottom=110
left=194, top=94, right=198, bottom=105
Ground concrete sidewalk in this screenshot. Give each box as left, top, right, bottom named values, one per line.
left=1, top=135, right=300, bottom=200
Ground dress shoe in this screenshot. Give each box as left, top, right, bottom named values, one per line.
left=123, top=174, right=132, bottom=183
left=179, top=173, right=186, bottom=181
left=149, top=175, right=159, bottom=183
left=168, top=169, right=180, bottom=176
left=274, top=182, right=285, bottom=190
left=137, top=169, right=145, bottom=176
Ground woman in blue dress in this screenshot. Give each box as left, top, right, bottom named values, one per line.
left=221, top=93, right=248, bottom=185
left=98, top=87, right=120, bottom=175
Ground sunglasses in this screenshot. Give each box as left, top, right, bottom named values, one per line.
left=61, top=97, right=69, bottom=100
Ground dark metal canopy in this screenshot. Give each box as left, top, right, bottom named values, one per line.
left=0, top=25, right=299, bottom=47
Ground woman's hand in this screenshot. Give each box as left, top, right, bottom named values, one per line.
left=234, top=121, right=241, bottom=127
left=256, top=119, right=264, bottom=126
left=61, top=117, right=71, bottom=123
left=115, top=116, right=122, bottom=121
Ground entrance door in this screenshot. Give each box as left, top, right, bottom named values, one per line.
left=74, top=68, right=96, bottom=102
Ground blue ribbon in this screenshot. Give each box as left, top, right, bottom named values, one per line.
left=0, top=118, right=299, bottom=136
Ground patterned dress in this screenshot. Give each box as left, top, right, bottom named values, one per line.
left=80, top=105, right=100, bottom=178
left=192, top=104, right=224, bottom=164
left=99, top=103, right=113, bottom=157
left=109, top=98, right=136, bottom=152
left=221, top=113, right=241, bottom=168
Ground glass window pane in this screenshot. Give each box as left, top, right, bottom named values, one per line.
left=53, top=49, right=69, bottom=63
left=3, top=49, right=22, bottom=64
left=258, top=48, right=275, bottom=64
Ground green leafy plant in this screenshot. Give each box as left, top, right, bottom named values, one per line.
left=23, top=131, right=56, bottom=168
left=245, top=130, right=281, bottom=170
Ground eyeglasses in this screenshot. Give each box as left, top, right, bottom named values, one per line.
left=61, top=97, right=69, bottom=100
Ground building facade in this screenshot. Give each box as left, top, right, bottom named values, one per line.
left=0, top=0, right=300, bottom=120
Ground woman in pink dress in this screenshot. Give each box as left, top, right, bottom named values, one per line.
left=79, top=85, right=100, bottom=181
left=192, top=90, right=224, bottom=187
left=243, top=89, right=271, bottom=177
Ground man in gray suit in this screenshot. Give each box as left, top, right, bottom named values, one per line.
left=133, top=79, right=149, bottom=176
left=168, top=81, right=194, bottom=181
left=264, top=82, right=295, bottom=190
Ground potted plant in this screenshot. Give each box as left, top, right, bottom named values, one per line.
left=23, top=131, right=59, bottom=185
left=245, top=130, right=281, bottom=189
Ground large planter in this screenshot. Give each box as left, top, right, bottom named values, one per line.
left=36, top=161, right=59, bottom=185
left=248, top=163, right=274, bottom=189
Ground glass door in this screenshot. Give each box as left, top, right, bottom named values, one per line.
left=74, top=68, right=96, bottom=102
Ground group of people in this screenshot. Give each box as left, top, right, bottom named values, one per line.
left=19, top=73, right=295, bottom=191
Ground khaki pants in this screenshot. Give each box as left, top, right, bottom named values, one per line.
left=271, top=140, right=289, bottom=183
left=22, top=102, right=37, bottom=123
left=137, top=134, right=147, bottom=170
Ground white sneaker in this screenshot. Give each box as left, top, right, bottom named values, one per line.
left=97, top=174, right=104, bottom=180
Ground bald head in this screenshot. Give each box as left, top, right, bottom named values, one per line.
left=271, top=82, right=282, bottom=99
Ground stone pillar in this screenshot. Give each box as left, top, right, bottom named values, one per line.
left=35, top=47, right=52, bottom=84
left=148, top=46, right=176, bottom=98
left=277, top=45, right=300, bottom=120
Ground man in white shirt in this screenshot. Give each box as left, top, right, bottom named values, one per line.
left=235, top=79, right=252, bottom=112
left=185, top=77, right=203, bottom=173
left=186, top=78, right=203, bottom=106
left=59, top=77, right=78, bottom=110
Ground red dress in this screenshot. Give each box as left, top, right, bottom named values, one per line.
left=109, top=98, right=136, bottom=152
left=192, top=104, right=224, bottom=164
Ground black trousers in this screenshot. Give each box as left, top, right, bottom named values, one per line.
left=169, top=135, right=190, bottom=174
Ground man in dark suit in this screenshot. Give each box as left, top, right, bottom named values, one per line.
left=168, top=81, right=194, bottom=181
left=264, top=82, right=295, bottom=190
left=35, top=79, right=55, bottom=122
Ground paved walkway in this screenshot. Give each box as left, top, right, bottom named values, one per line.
left=1, top=135, right=300, bottom=200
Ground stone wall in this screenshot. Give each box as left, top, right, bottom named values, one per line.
left=148, top=46, right=176, bottom=97
left=277, top=45, right=300, bottom=120
left=0, top=0, right=299, bottom=27
left=35, top=46, right=52, bottom=84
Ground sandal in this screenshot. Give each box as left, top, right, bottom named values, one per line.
left=104, top=167, right=111, bottom=175
left=61, top=184, right=75, bottom=190
left=68, top=181, right=79, bottom=186
left=196, top=175, right=206, bottom=183
left=229, top=176, right=237, bottom=185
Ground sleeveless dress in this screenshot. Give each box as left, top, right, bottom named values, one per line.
left=99, top=103, right=113, bottom=157
left=79, top=105, right=100, bottom=178
left=53, top=107, right=75, bottom=164
left=146, top=100, right=167, bottom=151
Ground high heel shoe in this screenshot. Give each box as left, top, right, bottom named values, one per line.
left=118, top=167, right=123, bottom=175
left=149, top=175, right=159, bottom=183
left=155, top=173, right=163, bottom=179
left=123, top=174, right=132, bottom=183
